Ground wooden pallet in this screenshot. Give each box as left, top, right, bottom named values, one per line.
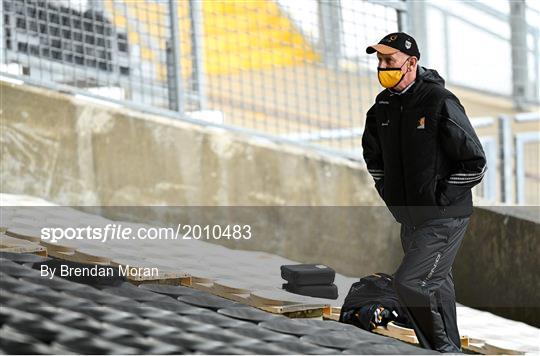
left=5, top=227, right=76, bottom=257
left=5, top=228, right=42, bottom=243
left=183, top=278, right=329, bottom=317
left=322, top=305, right=341, bottom=320
left=373, top=322, right=525, bottom=355
left=0, top=234, right=47, bottom=256
left=465, top=337, right=525, bottom=355
left=373, top=322, right=420, bottom=344
left=47, top=250, right=110, bottom=265
left=327, top=305, right=525, bottom=356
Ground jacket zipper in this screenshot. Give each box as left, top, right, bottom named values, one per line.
left=399, top=103, right=411, bottom=224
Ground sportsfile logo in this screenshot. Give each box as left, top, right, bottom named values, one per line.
left=40, top=223, right=252, bottom=243
left=40, top=224, right=176, bottom=243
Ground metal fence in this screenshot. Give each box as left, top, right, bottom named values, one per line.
left=0, top=0, right=403, bottom=157
left=1, top=0, right=176, bottom=110
left=193, top=0, right=405, bottom=155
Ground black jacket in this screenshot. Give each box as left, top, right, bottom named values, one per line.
left=362, top=66, right=487, bottom=226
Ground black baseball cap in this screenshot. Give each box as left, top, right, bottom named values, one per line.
left=366, top=32, right=420, bottom=59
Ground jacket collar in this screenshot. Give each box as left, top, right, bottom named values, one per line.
left=387, top=66, right=424, bottom=97
left=388, top=80, right=416, bottom=95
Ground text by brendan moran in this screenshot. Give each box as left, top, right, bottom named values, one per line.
left=40, top=264, right=159, bottom=279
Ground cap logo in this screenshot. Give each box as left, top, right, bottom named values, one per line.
left=387, top=35, right=398, bottom=42
left=405, top=40, right=412, bottom=49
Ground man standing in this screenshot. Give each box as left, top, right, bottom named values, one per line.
left=362, top=32, right=487, bottom=353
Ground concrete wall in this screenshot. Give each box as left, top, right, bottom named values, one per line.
left=1, top=82, right=538, bottom=326
left=455, top=206, right=540, bottom=327
left=0, top=81, right=402, bottom=277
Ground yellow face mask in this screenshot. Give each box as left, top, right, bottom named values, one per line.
left=377, top=57, right=411, bottom=89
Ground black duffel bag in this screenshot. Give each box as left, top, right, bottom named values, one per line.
left=339, top=272, right=413, bottom=331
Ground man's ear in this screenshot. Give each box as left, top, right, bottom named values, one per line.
left=409, top=57, right=418, bottom=71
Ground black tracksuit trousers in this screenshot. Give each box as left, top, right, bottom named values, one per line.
left=393, top=216, right=469, bottom=353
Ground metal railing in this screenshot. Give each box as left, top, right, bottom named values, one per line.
left=472, top=113, right=540, bottom=206
left=411, top=0, right=540, bottom=110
